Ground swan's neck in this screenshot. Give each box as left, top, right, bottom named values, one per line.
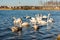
left=47, top=14, right=50, bottom=21
left=19, top=21, right=22, bottom=27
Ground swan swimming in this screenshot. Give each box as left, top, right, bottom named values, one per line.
left=11, top=26, right=22, bottom=32
left=13, top=17, right=29, bottom=27
left=13, top=17, right=22, bottom=26
left=30, top=13, right=54, bottom=26
left=11, top=13, right=54, bottom=32
left=30, top=17, right=37, bottom=25
left=11, top=17, right=30, bottom=32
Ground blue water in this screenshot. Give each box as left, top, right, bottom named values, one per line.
left=0, top=10, right=60, bottom=40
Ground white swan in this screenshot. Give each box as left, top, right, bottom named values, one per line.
left=47, top=13, right=54, bottom=23
left=35, top=14, right=47, bottom=26
left=46, top=13, right=54, bottom=30
left=30, top=17, right=37, bottom=24
left=36, top=14, right=47, bottom=25
left=48, top=18, right=54, bottom=23
left=11, top=26, right=21, bottom=32
left=13, top=17, right=22, bottom=26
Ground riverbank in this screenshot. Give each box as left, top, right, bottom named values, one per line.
left=0, top=6, right=60, bottom=10
left=0, top=8, right=12, bottom=10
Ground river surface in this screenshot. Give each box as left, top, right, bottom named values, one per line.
left=0, top=10, right=60, bottom=40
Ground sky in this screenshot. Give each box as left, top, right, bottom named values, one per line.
left=0, top=0, right=60, bottom=6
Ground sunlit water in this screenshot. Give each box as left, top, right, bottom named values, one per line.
left=0, top=10, right=60, bottom=40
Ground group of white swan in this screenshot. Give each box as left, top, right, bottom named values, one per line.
left=11, top=17, right=29, bottom=32
left=30, top=13, right=54, bottom=26
left=30, top=13, right=54, bottom=30
left=11, top=13, right=54, bottom=32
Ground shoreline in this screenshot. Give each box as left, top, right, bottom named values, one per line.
left=0, top=8, right=60, bottom=10
left=0, top=9, right=60, bottom=10
left=0, top=6, right=60, bottom=10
